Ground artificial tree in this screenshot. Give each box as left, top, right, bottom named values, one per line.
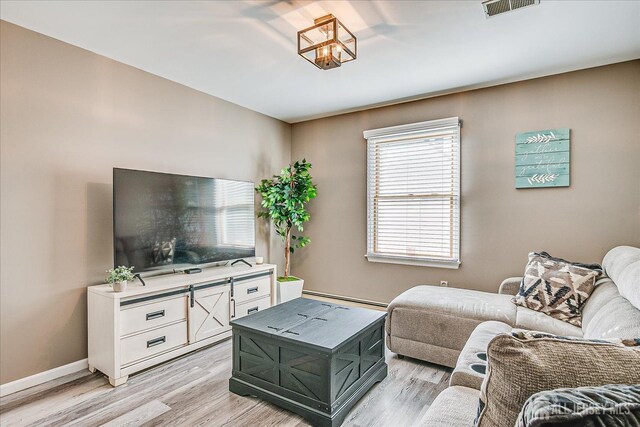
left=256, top=159, right=317, bottom=279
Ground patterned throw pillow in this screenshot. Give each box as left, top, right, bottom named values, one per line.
left=512, top=252, right=602, bottom=327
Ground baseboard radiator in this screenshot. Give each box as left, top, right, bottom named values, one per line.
left=302, top=290, right=388, bottom=308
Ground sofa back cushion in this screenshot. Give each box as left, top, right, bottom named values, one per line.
left=602, top=245, right=640, bottom=284
left=616, top=260, right=640, bottom=309
left=602, top=245, right=640, bottom=310
left=581, top=246, right=640, bottom=339
left=582, top=288, right=640, bottom=339
left=475, top=334, right=640, bottom=427
left=581, top=278, right=620, bottom=328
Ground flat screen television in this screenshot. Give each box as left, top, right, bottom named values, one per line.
left=113, top=168, right=255, bottom=274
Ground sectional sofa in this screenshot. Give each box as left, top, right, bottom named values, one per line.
left=385, top=246, right=640, bottom=426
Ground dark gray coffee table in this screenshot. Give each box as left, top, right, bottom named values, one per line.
left=229, top=298, right=387, bottom=427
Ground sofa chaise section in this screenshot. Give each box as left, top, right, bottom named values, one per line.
left=385, top=285, right=517, bottom=367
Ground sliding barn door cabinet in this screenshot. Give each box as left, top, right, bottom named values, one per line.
left=88, top=264, right=276, bottom=386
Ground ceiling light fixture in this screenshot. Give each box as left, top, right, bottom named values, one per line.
left=482, top=0, right=540, bottom=18
left=297, top=14, right=357, bottom=70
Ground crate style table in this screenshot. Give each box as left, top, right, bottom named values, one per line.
left=229, top=298, right=388, bottom=427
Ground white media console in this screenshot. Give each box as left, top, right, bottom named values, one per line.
left=88, top=263, right=277, bottom=386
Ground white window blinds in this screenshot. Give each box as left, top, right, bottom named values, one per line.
left=364, top=117, right=461, bottom=269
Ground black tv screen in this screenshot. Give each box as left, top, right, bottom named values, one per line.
left=113, top=168, right=255, bottom=274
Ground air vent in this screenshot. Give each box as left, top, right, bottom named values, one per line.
left=482, top=0, right=539, bottom=18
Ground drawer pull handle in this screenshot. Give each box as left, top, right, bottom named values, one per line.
left=146, top=310, right=165, bottom=321
left=147, top=336, right=166, bottom=348
left=247, top=306, right=259, bottom=314
left=247, top=286, right=259, bottom=294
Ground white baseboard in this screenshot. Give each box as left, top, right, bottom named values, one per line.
left=0, top=359, right=88, bottom=397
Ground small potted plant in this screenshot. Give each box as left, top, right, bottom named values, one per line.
left=256, top=159, right=317, bottom=304
left=106, top=266, right=135, bottom=292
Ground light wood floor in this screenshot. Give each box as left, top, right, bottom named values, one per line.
left=0, top=339, right=450, bottom=426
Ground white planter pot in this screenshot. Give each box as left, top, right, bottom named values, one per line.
left=112, top=280, right=128, bottom=292
left=277, top=277, right=304, bottom=304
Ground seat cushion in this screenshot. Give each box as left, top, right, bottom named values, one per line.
left=450, top=321, right=512, bottom=390
left=387, top=285, right=517, bottom=329
left=515, top=306, right=583, bottom=337
left=386, top=286, right=517, bottom=366
left=419, top=386, right=479, bottom=427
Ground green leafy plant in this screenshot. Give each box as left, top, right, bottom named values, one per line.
left=256, top=159, right=317, bottom=279
left=106, top=266, right=135, bottom=284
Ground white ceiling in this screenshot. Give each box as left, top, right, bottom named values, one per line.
left=1, top=1, right=639, bottom=123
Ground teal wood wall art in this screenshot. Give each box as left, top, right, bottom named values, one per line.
left=515, top=128, right=570, bottom=189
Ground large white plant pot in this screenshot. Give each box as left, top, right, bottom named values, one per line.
left=277, top=277, right=304, bottom=304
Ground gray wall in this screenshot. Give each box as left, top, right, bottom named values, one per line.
left=291, top=60, right=640, bottom=303
left=0, top=21, right=291, bottom=384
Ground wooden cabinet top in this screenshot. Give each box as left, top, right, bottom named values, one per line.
left=88, top=263, right=276, bottom=299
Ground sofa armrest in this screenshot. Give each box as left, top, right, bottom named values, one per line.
left=498, top=277, right=522, bottom=295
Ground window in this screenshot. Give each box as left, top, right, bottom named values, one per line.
left=364, top=117, right=461, bottom=269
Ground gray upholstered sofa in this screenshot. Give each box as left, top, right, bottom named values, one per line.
left=385, top=246, right=640, bottom=426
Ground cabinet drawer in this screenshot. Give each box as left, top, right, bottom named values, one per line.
left=121, top=321, right=187, bottom=366
left=235, top=296, right=271, bottom=319
left=121, top=296, right=187, bottom=336
left=234, top=276, right=270, bottom=304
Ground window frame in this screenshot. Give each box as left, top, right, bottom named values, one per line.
left=364, top=117, right=461, bottom=269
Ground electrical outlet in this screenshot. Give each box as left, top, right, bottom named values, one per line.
left=440, top=280, right=448, bottom=287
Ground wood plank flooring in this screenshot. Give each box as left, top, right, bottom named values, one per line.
left=0, top=340, right=450, bottom=427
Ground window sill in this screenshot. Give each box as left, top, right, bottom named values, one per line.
left=365, top=254, right=460, bottom=269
